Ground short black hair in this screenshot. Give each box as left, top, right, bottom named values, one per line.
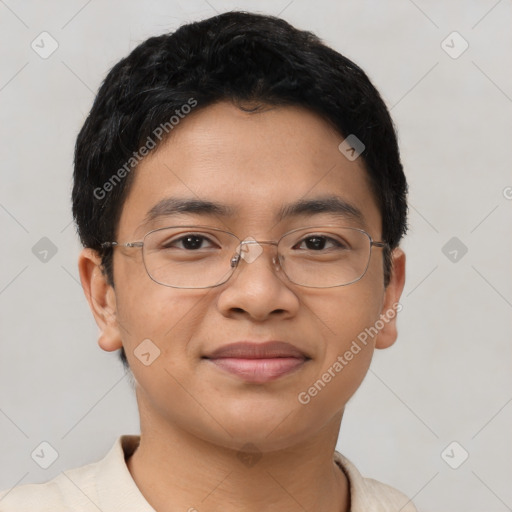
left=72, top=11, right=407, bottom=368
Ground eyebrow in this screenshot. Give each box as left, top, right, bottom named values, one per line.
left=276, top=196, right=365, bottom=225
left=142, top=198, right=236, bottom=226
left=141, top=195, right=365, bottom=227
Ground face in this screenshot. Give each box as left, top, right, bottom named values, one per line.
left=80, top=101, right=405, bottom=452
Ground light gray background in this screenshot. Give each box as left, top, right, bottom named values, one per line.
left=1, top=1, right=511, bottom=511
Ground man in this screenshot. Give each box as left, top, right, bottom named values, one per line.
left=0, top=11, right=413, bottom=511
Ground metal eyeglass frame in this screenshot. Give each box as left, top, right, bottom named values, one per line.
left=101, top=225, right=388, bottom=289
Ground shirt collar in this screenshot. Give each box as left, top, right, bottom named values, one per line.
left=94, top=435, right=155, bottom=511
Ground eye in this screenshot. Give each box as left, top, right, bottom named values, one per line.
left=162, top=233, right=218, bottom=250
left=293, top=235, right=348, bottom=251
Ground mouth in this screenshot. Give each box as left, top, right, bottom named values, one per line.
left=202, top=341, right=311, bottom=384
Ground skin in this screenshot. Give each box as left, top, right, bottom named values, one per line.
left=79, top=101, right=406, bottom=512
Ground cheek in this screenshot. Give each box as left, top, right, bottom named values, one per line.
left=323, top=297, right=380, bottom=374
left=318, top=278, right=384, bottom=351
left=114, top=266, right=210, bottom=362
left=298, top=284, right=383, bottom=407
left=116, top=287, right=210, bottom=409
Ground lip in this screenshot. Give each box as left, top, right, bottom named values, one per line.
left=203, top=341, right=310, bottom=383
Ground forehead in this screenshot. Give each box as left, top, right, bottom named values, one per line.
left=118, top=101, right=381, bottom=238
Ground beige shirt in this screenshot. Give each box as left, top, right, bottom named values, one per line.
left=0, top=435, right=417, bottom=511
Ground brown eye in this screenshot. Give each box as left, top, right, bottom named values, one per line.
left=161, top=234, right=217, bottom=250
left=293, top=235, right=346, bottom=251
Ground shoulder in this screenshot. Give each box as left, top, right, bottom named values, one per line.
left=0, top=435, right=143, bottom=512
left=334, top=451, right=418, bottom=512
left=0, top=462, right=101, bottom=511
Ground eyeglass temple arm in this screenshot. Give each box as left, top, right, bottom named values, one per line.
left=100, top=241, right=143, bottom=249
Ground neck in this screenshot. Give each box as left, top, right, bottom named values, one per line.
left=127, top=401, right=349, bottom=512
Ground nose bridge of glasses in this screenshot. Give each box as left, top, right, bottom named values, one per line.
left=232, top=237, right=280, bottom=268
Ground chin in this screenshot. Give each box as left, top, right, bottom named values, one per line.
left=207, top=406, right=318, bottom=451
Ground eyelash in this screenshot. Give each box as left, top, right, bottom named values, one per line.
left=162, top=233, right=347, bottom=251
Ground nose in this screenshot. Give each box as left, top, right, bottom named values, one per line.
left=217, top=239, right=300, bottom=321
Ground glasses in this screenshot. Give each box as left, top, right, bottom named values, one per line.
left=101, top=225, right=387, bottom=289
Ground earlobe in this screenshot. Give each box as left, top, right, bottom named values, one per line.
left=78, top=248, right=123, bottom=352
left=375, top=248, right=406, bottom=350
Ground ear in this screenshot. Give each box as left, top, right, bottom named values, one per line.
left=375, top=247, right=406, bottom=349
left=78, top=248, right=123, bottom=352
